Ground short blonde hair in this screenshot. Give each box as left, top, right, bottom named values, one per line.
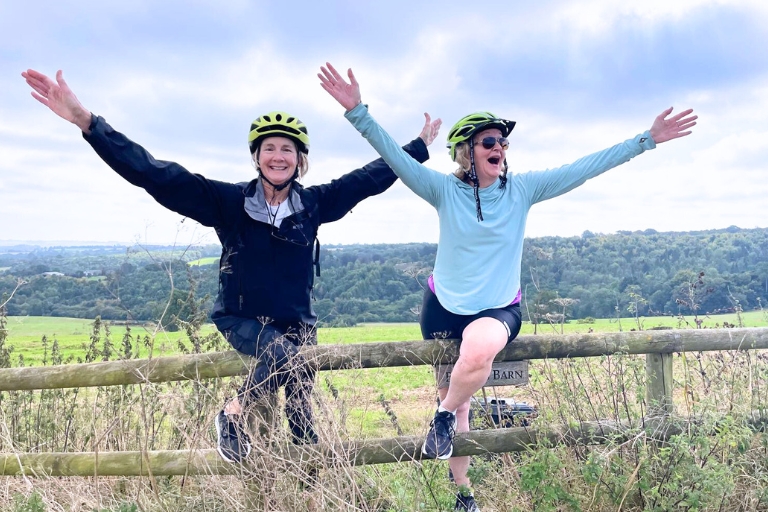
left=452, top=143, right=471, bottom=180
left=296, top=153, right=310, bottom=178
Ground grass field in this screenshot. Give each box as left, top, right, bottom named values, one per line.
left=186, top=256, right=219, bottom=266
left=4, top=311, right=767, bottom=428
left=4, top=310, right=768, bottom=367
left=1, top=316, right=218, bottom=364
left=4, top=314, right=768, bottom=509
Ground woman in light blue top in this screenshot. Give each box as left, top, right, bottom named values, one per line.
left=320, top=62, right=696, bottom=511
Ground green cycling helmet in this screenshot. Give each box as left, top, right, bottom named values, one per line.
left=446, top=111, right=516, bottom=161
left=248, top=111, right=310, bottom=155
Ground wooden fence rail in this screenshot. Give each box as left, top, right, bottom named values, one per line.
left=0, top=416, right=685, bottom=477
left=0, top=327, right=766, bottom=392
left=1, top=327, right=768, bottom=477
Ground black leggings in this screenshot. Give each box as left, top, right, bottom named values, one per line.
left=215, top=316, right=317, bottom=444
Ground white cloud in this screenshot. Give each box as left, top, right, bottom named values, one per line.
left=693, top=130, right=768, bottom=168
left=553, top=0, right=765, bottom=31
left=2, top=0, right=768, bottom=246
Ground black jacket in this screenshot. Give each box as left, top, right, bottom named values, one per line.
left=84, top=115, right=429, bottom=326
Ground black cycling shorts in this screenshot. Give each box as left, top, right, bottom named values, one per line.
left=419, top=287, right=522, bottom=344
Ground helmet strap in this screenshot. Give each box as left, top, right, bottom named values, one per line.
left=260, top=167, right=299, bottom=192
left=468, top=140, right=484, bottom=222
left=499, top=158, right=509, bottom=189
left=253, top=142, right=303, bottom=192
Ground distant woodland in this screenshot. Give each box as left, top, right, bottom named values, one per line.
left=2, top=226, right=768, bottom=327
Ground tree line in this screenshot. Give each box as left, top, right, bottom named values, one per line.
left=1, top=226, right=768, bottom=327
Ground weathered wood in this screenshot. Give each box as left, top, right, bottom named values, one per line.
left=0, top=416, right=681, bottom=477
left=436, top=361, right=529, bottom=388
left=2, top=327, right=767, bottom=391
left=5, top=411, right=766, bottom=477
left=646, top=353, right=674, bottom=415
left=0, top=350, right=254, bottom=391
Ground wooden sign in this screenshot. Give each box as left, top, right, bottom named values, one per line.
left=436, top=361, right=529, bottom=388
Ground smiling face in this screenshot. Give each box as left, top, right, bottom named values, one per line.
left=256, top=136, right=298, bottom=186
left=472, top=127, right=506, bottom=187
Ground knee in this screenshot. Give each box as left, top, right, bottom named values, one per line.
left=263, top=338, right=299, bottom=370
left=457, top=350, right=493, bottom=371
left=458, top=333, right=503, bottom=370
left=253, top=364, right=271, bottom=383
left=249, top=363, right=277, bottom=391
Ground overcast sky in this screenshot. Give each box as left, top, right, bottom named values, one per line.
left=2, top=0, right=767, bottom=247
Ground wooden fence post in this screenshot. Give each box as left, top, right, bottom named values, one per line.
left=645, top=353, right=674, bottom=415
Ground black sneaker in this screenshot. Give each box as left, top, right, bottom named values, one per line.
left=422, top=409, right=456, bottom=459
left=215, top=410, right=252, bottom=463
left=455, top=492, right=481, bottom=512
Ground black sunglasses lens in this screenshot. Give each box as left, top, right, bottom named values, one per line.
left=480, top=137, right=509, bottom=150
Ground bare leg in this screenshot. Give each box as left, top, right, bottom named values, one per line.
left=439, top=387, right=471, bottom=487
left=440, top=317, right=508, bottom=412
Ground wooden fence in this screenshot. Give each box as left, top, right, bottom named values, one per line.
left=1, top=327, right=767, bottom=477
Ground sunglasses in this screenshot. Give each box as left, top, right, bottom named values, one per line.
left=476, top=136, right=509, bottom=150
left=269, top=214, right=312, bottom=247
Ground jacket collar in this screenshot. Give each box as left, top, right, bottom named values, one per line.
left=243, top=176, right=305, bottom=224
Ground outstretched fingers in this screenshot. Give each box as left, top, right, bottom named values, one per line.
left=650, top=106, right=697, bottom=144
left=318, top=62, right=344, bottom=89
left=21, top=68, right=92, bottom=132
left=671, top=110, right=697, bottom=138
left=418, top=112, right=443, bottom=146
left=318, top=62, right=361, bottom=111
left=346, top=67, right=358, bottom=88
left=669, top=108, right=694, bottom=122
left=22, top=69, right=54, bottom=107
left=325, top=62, right=344, bottom=82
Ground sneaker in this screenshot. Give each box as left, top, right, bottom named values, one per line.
left=455, top=492, right=481, bottom=512
left=422, top=409, right=456, bottom=459
left=215, top=410, right=252, bottom=463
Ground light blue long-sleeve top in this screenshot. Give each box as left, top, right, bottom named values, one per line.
left=345, top=103, right=656, bottom=315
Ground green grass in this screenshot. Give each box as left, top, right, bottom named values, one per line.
left=318, top=323, right=421, bottom=344
left=2, top=316, right=219, bottom=365
left=186, top=256, right=218, bottom=266
left=4, top=313, right=768, bottom=509
left=4, top=311, right=768, bottom=367
left=520, top=309, right=768, bottom=334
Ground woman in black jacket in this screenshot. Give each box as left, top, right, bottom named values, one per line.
left=22, top=68, right=441, bottom=463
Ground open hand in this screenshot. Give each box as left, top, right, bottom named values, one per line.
left=22, top=69, right=92, bottom=133
left=318, top=62, right=361, bottom=111
left=418, top=113, right=442, bottom=146
left=649, top=107, right=697, bottom=144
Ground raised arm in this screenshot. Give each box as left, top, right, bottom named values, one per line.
left=312, top=110, right=442, bottom=224
left=319, top=63, right=363, bottom=112
left=22, top=69, right=93, bottom=134
left=649, top=106, right=697, bottom=143
left=521, top=107, right=698, bottom=205
left=21, top=69, right=234, bottom=227
left=319, top=62, right=445, bottom=205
